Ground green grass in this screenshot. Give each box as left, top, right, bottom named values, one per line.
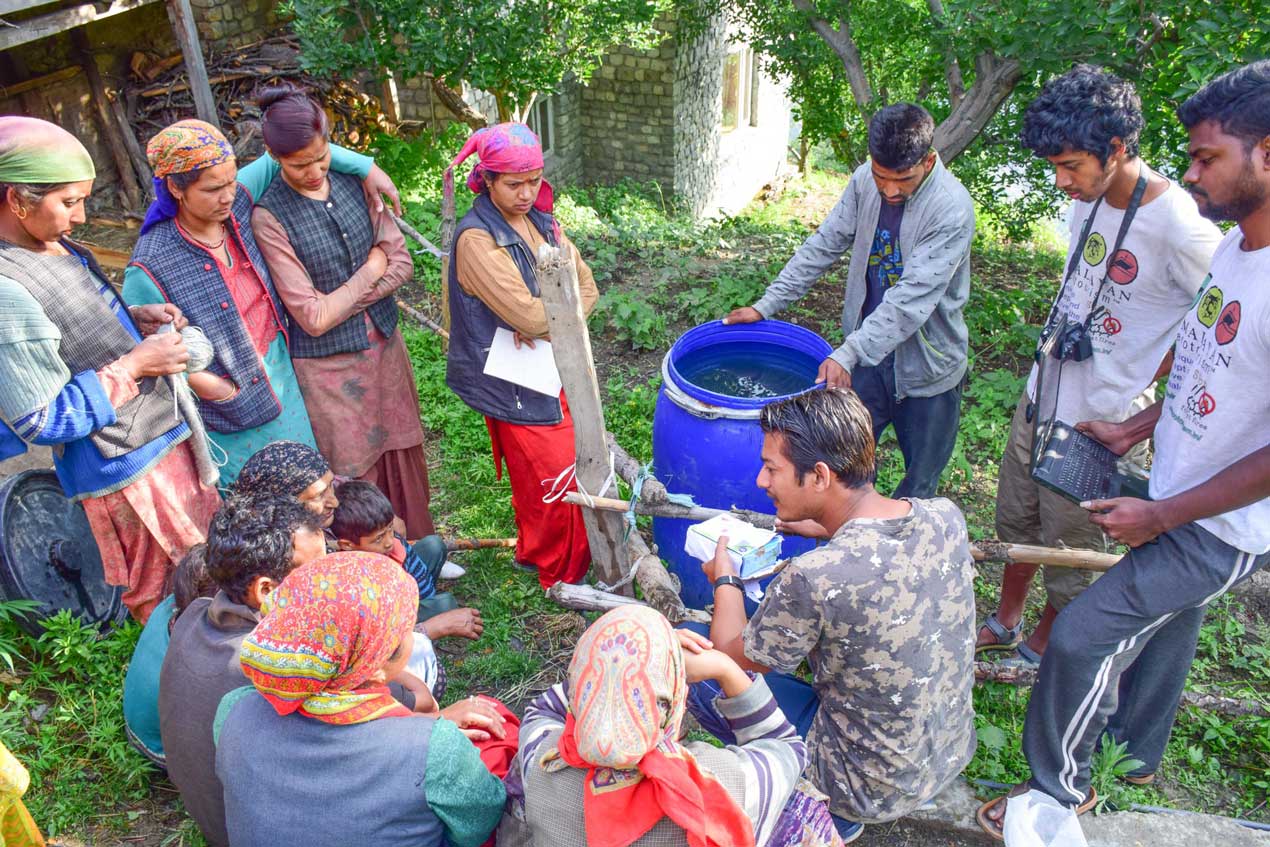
left=3, top=168, right=1267, bottom=839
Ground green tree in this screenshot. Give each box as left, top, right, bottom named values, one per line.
left=282, top=0, right=681, bottom=127
left=735, top=0, right=1270, bottom=225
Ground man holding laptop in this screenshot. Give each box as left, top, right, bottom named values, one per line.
left=977, top=65, right=1220, bottom=669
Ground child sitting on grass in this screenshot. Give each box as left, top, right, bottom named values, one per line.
left=330, top=480, right=486, bottom=651
left=331, top=480, right=449, bottom=604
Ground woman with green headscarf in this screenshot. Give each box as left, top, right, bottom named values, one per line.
left=0, top=116, right=222, bottom=623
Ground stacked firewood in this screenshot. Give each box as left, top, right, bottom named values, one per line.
left=124, top=33, right=391, bottom=161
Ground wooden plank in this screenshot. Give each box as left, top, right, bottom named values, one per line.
left=0, top=66, right=81, bottom=101
left=0, top=0, right=161, bottom=52
left=0, top=0, right=60, bottom=17
left=536, top=242, right=631, bottom=592
left=163, top=0, right=218, bottom=128
left=71, top=29, right=143, bottom=211
left=80, top=242, right=131, bottom=270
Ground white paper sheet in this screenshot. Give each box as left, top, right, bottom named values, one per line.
left=482, top=327, right=563, bottom=398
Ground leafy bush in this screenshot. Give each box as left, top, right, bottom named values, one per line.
left=592, top=290, right=668, bottom=351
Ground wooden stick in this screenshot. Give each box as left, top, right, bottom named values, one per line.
left=564, top=492, right=1123, bottom=571
left=138, top=71, right=257, bottom=98
left=564, top=492, right=778, bottom=532
left=537, top=243, right=631, bottom=592
left=72, top=29, right=143, bottom=211
left=0, top=66, right=80, bottom=100
left=163, top=0, right=219, bottom=128
left=399, top=301, right=450, bottom=340
left=546, top=582, right=647, bottom=613
left=443, top=537, right=516, bottom=551
left=107, top=92, right=153, bottom=187
left=392, top=213, right=445, bottom=259
left=976, top=662, right=1267, bottom=718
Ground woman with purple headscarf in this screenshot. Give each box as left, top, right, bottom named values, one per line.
left=444, top=123, right=599, bottom=587
left=123, top=118, right=403, bottom=485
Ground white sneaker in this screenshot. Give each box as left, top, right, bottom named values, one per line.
left=439, top=561, right=466, bottom=580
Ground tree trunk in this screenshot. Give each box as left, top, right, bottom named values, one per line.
left=788, top=0, right=1023, bottom=165
left=429, top=76, right=488, bottom=129
left=931, top=52, right=1022, bottom=162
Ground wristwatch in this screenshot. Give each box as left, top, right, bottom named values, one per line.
left=714, top=575, right=744, bottom=593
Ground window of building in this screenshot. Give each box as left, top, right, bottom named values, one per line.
left=721, top=45, right=759, bottom=132
left=527, top=96, right=556, bottom=155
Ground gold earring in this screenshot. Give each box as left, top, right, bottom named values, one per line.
left=13, top=206, right=27, bottom=220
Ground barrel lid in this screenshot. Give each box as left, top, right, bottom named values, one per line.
left=0, top=470, right=126, bottom=634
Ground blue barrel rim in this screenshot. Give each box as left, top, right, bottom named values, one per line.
left=665, top=319, right=833, bottom=411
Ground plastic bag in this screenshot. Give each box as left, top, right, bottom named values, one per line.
left=1003, top=789, right=1089, bottom=847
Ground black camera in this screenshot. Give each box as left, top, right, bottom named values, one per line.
left=1052, top=320, right=1094, bottom=362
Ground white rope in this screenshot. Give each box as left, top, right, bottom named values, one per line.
left=542, top=452, right=637, bottom=592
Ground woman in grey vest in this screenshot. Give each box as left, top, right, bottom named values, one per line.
left=0, top=116, right=221, bottom=622
left=249, top=84, right=436, bottom=539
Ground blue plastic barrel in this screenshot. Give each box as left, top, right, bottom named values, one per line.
left=652, top=320, right=832, bottom=609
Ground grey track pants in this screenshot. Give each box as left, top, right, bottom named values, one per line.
left=1022, top=520, right=1268, bottom=805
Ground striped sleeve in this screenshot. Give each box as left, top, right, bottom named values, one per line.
left=5, top=369, right=117, bottom=445
left=504, top=682, right=568, bottom=805
left=713, top=675, right=807, bottom=845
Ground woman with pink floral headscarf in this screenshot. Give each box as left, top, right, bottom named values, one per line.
left=443, top=123, right=599, bottom=587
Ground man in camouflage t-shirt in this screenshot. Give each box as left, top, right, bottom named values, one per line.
left=689, top=389, right=977, bottom=837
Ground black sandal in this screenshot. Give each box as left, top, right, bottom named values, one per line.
left=976, top=612, right=1023, bottom=656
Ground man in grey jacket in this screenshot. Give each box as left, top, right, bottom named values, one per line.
left=725, top=103, right=975, bottom=497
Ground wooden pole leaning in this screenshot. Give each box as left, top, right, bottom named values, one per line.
left=535, top=242, right=632, bottom=593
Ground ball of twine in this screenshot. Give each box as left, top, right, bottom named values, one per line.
left=180, top=325, right=215, bottom=373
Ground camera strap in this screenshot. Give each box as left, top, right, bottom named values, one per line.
left=1042, top=163, right=1150, bottom=338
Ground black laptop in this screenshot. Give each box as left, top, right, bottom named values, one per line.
left=1029, top=328, right=1150, bottom=503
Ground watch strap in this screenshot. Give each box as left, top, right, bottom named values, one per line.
left=714, top=575, right=745, bottom=593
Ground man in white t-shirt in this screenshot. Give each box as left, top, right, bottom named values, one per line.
left=979, top=60, right=1270, bottom=841
left=978, top=65, right=1220, bottom=669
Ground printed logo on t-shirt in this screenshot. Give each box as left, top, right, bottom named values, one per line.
left=1107, top=249, right=1138, bottom=285
left=1083, top=232, right=1107, bottom=266
left=1087, top=303, right=1123, bottom=338
left=1215, top=302, right=1241, bottom=345
left=1184, top=382, right=1217, bottom=418
left=1196, top=282, right=1222, bottom=327
left=1168, top=286, right=1241, bottom=440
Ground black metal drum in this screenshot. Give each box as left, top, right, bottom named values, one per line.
left=0, top=470, right=126, bottom=634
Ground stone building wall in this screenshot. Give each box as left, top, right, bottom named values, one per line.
left=578, top=33, right=677, bottom=189
left=540, top=79, right=584, bottom=188
left=189, top=0, right=278, bottom=51
left=671, top=13, right=726, bottom=217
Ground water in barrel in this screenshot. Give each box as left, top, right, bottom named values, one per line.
left=674, top=341, right=820, bottom=399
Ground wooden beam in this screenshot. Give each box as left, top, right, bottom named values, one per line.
left=108, top=85, right=153, bottom=187
left=71, top=29, right=143, bottom=211
left=79, top=242, right=131, bottom=270
left=0, top=65, right=80, bottom=101
left=0, top=0, right=161, bottom=52
left=0, top=0, right=59, bottom=15
left=163, top=0, right=218, bottom=129
left=536, top=242, right=631, bottom=592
